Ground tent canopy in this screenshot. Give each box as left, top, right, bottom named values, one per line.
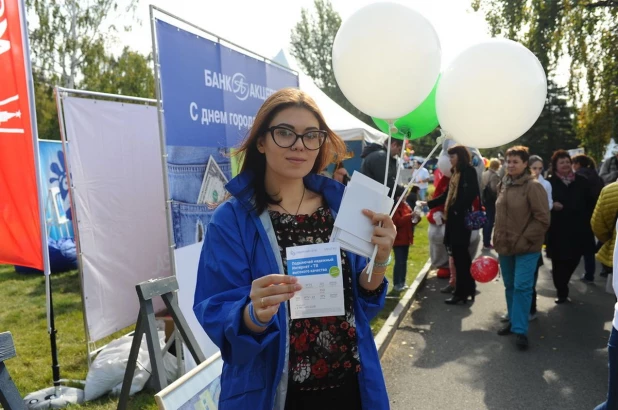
left=273, top=49, right=387, bottom=144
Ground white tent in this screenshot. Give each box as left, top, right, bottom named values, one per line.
left=273, top=49, right=387, bottom=144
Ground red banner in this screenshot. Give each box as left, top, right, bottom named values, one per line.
left=0, top=0, right=43, bottom=270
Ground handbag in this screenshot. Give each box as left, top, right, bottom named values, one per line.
left=464, top=182, right=487, bottom=230
left=465, top=208, right=487, bottom=230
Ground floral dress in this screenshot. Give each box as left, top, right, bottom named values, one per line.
left=269, top=206, right=361, bottom=390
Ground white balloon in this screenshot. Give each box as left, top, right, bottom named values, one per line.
left=436, top=39, right=547, bottom=149
left=332, top=2, right=441, bottom=119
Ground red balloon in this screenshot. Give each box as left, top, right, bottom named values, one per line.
left=471, top=256, right=499, bottom=283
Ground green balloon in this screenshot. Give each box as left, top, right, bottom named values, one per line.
left=373, top=76, right=440, bottom=141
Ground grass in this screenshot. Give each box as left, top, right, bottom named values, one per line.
left=0, top=264, right=156, bottom=409
left=0, top=219, right=430, bottom=409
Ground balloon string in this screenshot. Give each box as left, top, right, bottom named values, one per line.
left=390, top=140, right=441, bottom=218
left=367, top=120, right=395, bottom=282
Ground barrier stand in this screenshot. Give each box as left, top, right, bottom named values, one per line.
left=117, top=277, right=206, bottom=410
left=0, top=332, right=24, bottom=410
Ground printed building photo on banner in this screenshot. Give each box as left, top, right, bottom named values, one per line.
left=155, top=18, right=299, bottom=249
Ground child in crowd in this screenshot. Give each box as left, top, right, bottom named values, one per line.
left=392, top=186, right=421, bottom=292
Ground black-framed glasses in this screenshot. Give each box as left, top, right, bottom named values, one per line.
left=267, top=126, right=327, bottom=151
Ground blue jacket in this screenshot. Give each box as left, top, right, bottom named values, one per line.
left=194, top=171, right=390, bottom=409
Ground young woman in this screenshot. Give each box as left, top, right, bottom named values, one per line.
left=426, top=145, right=480, bottom=305
left=547, top=150, right=596, bottom=303
left=493, top=147, right=550, bottom=350
left=193, top=89, right=395, bottom=410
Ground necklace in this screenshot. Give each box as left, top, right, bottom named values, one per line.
left=278, top=186, right=306, bottom=217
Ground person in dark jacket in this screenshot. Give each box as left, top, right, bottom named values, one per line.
left=547, top=150, right=596, bottom=303
left=425, top=145, right=480, bottom=305
left=572, top=154, right=604, bottom=282
left=360, top=138, right=403, bottom=190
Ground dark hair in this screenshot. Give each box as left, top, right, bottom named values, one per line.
left=389, top=138, right=404, bottom=147
left=572, top=154, right=597, bottom=169
left=551, top=149, right=572, bottom=172
left=234, top=88, right=347, bottom=214
left=447, top=145, right=471, bottom=172
left=410, top=185, right=420, bottom=194
left=505, top=145, right=530, bottom=163
left=393, top=185, right=407, bottom=200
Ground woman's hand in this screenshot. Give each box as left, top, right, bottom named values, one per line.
left=362, top=209, right=396, bottom=263
left=553, top=202, right=563, bottom=211
left=245, top=274, right=302, bottom=331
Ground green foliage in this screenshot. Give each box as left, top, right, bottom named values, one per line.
left=472, top=0, right=618, bottom=161
left=290, top=0, right=375, bottom=128
left=481, top=81, right=578, bottom=161
left=26, top=0, right=153, bottom=140
left=80, top=45, right=155, bottom=98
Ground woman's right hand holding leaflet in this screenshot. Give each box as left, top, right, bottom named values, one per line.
left=243, top=274, right=302, bottom=332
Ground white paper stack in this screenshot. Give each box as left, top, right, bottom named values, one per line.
left=331, top=171, right=394, bottom=258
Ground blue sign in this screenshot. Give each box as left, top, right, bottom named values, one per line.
left=155, top=19, right=299, bottom=148
left=38, top=140, right=74, bottom=240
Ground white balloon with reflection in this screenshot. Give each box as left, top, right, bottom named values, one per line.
left=332, top=2, right=441, bottom=119
left=436, top=39, right=547, bottom=149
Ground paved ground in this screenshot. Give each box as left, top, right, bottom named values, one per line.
left=381, top=246, right=615, bottom=410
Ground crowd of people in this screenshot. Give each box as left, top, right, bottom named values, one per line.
left=191, top=88, right=618, bottom=409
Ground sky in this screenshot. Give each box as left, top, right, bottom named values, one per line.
left=106, top=0, right=570, bottom=91
left=115, top=0, right=493, bottom=71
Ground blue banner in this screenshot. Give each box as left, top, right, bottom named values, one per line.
left=38, top=140, right=74, bottom=240
left=155, top=18, right=298, bottom=250
left=155, top=19, right=299, bottom=149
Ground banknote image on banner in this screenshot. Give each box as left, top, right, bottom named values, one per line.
left=0, top=0, right=43, bottom=269
left=155, top=18, right=298, bottom=249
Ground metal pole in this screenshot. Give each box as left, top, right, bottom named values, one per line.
left=150, top=5, right=178, bottom=303
left=55, top=86, right=156, bottom=104
left=150, top=5, right=297, bottom=76
left=18, top=0, right=56, bottom=388
left=54, top=88, right=93, bottom=366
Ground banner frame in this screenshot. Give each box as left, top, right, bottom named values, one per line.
left=54, top=86, right=160, bottom=365
left=148, top=5, right=300, bottom=275
left=149, top=6, right=298, bottom=77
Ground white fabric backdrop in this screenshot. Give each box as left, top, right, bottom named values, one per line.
left=63, top=97, right=171, bottom=342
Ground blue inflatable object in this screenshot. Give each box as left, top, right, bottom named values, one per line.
left=15, top=238, right=78, bottom=274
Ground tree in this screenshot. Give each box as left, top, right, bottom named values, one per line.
left=290, top=0, right=374, bottom=127
left=26, top=0, right=152, bottom=140
left=472, top=0, right=618, bottom=161
left=479, top=81, right=578, bottom=160
left=27, top=0, right=138, bottom=88
left=80, top=44, right=155, bottom=98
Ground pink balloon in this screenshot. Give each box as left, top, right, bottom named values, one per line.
left=471, top=256, right=499, bottom=283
